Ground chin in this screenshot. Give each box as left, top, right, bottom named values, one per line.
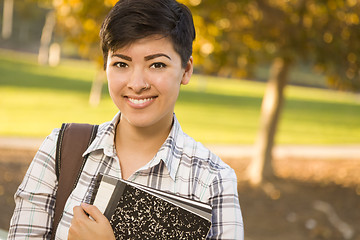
left=126, top=113, right=172, bottom=130
left=124, top=115, right=157, bottom=128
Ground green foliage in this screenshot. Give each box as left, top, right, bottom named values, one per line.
left=184, top=0, right=360, bottom=91
left=52, top=0, right=115, bottom=65
left=25, top=0, right=359, bottom=90
left=24, top=0, right=360, bottom=90
left=1, top=50, right=359, bottom=144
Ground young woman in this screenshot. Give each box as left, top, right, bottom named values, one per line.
left=8, top=0, right=243, bottom=239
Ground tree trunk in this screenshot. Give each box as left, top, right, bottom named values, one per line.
left=248, top=57, right=292, bottom=186
left=89, top=70, right=105, bottom=107
left=38, top=10, right=56, bottom=65
left=2, top=0, right=14, bottom=39
left=48, top=43, right=61, bottom=67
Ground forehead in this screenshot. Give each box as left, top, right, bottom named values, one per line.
left=110, top=35, right=176, bottom=55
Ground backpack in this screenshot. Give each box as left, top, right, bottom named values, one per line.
left=51, top=123, right=99, bottom=240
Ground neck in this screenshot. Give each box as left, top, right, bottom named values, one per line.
left=116, top=115, right=173, bottom=154
left=114, top=114, right=173, bottom=179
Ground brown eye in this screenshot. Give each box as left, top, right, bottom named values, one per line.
left=114, top=62, right=128, bottom=68
left=150, top=62, right=166, bottom=69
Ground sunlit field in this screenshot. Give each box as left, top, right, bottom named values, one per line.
left=1, top=49, right=359, bottom=144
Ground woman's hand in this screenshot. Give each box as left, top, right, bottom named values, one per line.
left=68, top=203, right=115, bottom=240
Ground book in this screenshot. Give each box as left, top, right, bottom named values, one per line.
left=90, top=173, right=212, bottom=239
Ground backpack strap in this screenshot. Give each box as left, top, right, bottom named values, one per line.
left=51, top=123, right=99, bottom=240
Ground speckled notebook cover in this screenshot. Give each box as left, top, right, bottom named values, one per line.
left=91, top=174, right=212, bottom=239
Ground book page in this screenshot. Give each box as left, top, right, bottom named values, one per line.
left=93, top=180, right=116, bottom=214
left=124, top=180, right=212, bottom=220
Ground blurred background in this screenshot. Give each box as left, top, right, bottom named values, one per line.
left=0, top=0, right=360, bottom=239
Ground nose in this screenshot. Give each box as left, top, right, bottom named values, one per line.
left=127, top=67, right=149, bottom=93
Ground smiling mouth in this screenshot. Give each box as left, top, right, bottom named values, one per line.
left=127, top=97, right=155, bottom=105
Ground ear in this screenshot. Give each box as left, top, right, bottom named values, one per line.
left=181, top=56, right=193, bottom=85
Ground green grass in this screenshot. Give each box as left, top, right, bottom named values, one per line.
left=1, top=49, right=359, bottom=144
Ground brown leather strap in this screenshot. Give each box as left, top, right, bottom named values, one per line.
left=51, top=123, right=98, bottom=239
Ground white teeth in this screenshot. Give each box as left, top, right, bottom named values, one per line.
left=128, top=98, right=153, bottom=104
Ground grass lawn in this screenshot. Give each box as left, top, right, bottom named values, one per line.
left=1, top=49, right=359, bottom=144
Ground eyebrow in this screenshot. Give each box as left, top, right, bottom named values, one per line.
left=144, top=53, right=172, bottom=61
left=111, top=54, right=132, bottom=61
left=111, top=53, right=171, bottom=61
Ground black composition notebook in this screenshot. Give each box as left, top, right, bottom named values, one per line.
left=90, top=173, right=212, bottom=239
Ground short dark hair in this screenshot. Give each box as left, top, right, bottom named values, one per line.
left=100, top=0, right=196, bottom=69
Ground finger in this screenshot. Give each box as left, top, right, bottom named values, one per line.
left=73, top=205, right=88, bottom=220
left=80, top=203, right=106, bottom=223
left=69, top=206, right=89, bottom=240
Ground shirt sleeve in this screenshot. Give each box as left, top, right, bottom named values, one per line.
left=207, top=167, right=244, bottom=240
left=8, top=128, right=60, bottom=239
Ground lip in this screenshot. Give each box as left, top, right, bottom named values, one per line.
left=125, top=96, right=157, bottom=109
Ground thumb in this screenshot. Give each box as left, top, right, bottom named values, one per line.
left=81, top=203, right=106, bottom=222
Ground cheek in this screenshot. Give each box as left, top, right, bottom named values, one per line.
left=153, top=77, right=179, bottom=95
left=107, top=71, right=124, bottom=93
left=161, top=80, right=181, bottom=101
left=155, top=71, right=183, bottom=89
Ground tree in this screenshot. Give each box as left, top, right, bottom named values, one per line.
left=29, top=0, right=116, bottom=105
left=38, top=10, right=56, bottom=65
left=185, top=0, right=360, bottom=185
left=52, top=0, right=117, bottom=105
left=2, top=0, right=14, bottom=39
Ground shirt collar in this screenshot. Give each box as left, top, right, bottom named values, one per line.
left=82, top=112, right=120, bottom=158
left=83, top=112, right=185, bottom=181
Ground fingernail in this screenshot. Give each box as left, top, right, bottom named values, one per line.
left=81, top=202, right=89, bottom=207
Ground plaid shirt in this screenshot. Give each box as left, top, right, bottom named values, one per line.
left=8, top=112, right=243, bottom=239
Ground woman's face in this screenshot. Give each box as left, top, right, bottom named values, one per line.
left=106, top=35, right=193, bottom=131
